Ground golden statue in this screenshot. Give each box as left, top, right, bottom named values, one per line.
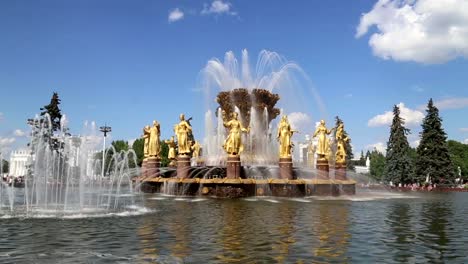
left=223, top=112, right=249, bottom=155
left=335, top=122, right=349, bottom=164
left=277, top=115, right=298, bottom=158
left=142, top=125, right=150, bottom=159
left=165, top=136, right=177, bottom=160
left=144, top=121, right=161, bottom=158
left=174, top=114, right=192, bottom=155
left=191, top=141, right=202, bottom=158
left=313, top=120, right=333, bottom=161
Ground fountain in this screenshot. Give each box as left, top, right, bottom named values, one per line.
left=0, top=114, right=144, bottom=218
left=137, top=50, right=356, bottom=197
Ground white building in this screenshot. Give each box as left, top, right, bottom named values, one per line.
left=9, top=149, right=32, bottom=177
left=355, top=157, right=370, bottom=174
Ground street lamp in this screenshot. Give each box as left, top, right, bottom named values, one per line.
left=99, top=124, right=112, bottom=178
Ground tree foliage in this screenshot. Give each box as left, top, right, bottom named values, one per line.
left=216, top=88, right=280, bottom=128
left=447, top=140, right=468, bottom=180
left=132, top=138, right=145, bottom=166
left=369, top=149, right=386, bottom=181
left=415, top=99, right=455, bottom=184
left=1, top=159, right=9, bottom=174
left=384, top=105, right=414, bottom=185
left=40, top=92, right=63, bottom=132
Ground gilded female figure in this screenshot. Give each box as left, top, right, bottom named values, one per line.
left=191, top=141, right=202, bottom=158
left=165, top=136, right=177, bottom=160
left=144, top=120, right=161, bottom=158
left=335, top=122, right=349, bottom=163
left=174, top=114, right=192, bottom=155
left=142, top=125, right=150, bottom=158
left=223, top=112, right=249, bottom=155
left=313, top=120, right=332, bottom=160
left=277, top=116, right=297, bottom=158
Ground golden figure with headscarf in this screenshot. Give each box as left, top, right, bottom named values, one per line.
left=144, top=120, right=161, bottom=158
left=277, top=115, right=298, bottom=158
left=223, top=112, right=249, bottom=155
left=313, top=120, right=333, bottom=161
left=174, top=114, right=192, bottom=155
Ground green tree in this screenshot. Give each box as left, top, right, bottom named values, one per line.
left=334, top=116, right=354, bottom=171
left=160, top=140, right=170, bottom=167
left=369, top=149, right=386, bottom=181
left=415, top=99, right=455, bottom=184
left=132, top=138, right=145, bottom=166
left=384, top=105, right=414, bottom=185
left=2, top=159, right=9, bottom=174
left=447, top=140, right=468, bottom=181
left=40, top=92, right=63, bottom=133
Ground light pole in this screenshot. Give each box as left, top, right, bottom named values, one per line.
left=99, top=125, right=112, bottom=178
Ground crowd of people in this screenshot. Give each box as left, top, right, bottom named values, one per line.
left=1, top=175, right=24, bottom=187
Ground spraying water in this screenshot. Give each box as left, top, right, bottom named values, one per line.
left=200, top=49, right=326, bottom=166
left=0, top=114, right=143, bottom=218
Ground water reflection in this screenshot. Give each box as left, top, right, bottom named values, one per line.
left=313, top=202, right=350, bottom=263
left=272, top=203, right=297, bottom=263
left=385, top=203, right=415, bottom=263
left=3, top=193, right=468, bottom=263
left=420, top=197, right=454, bottom=262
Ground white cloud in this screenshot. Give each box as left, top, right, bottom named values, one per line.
left=287, top=112, right=312, bottom=133
left=368, top=102, right=424, bottom=127
left=434, top=97, right=468, bottom=110
left=168, top=8, right=184, bottom=23
left=410, top=139, right=420, bottom=148
left=356, top=0, right=468, bottom=64
left=366, top=142, right=386, bottom=154
left=201, top=0, right=236, bottom=16
left=128, top=138, right=137, bottom=148
left=13, top=129, right=26, bottom=137
left=0, top=137, right=16, bottom=155
left=464, top=139, right=468, bottom=144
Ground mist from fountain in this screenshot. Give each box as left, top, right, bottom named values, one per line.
left=200, top=49, right=325, bottom=166
left=0, top=114, right=144, bottom=218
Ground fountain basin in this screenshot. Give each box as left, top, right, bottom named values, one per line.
left=137, top=177, right=356, bottom=198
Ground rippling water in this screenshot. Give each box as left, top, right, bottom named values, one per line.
left=1, top=190, right=468, bottom=263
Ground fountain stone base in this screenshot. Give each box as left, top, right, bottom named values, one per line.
left=279, top=157, right=294, bottom=180
left=145, top=157, right=161, bottom=178
left=335, top=162, right=347, bottom=180
left=139, top=177, right=356, bottom=197
left=177, top=155, right=191, bottom=178
left=226, top=155, right=241, bottom=179
left=316, top=159, right=329, bottom=179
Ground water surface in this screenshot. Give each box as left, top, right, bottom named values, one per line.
left=1, top=190, right=467, bottom=263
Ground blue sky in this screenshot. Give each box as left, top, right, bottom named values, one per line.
left=1, top=0, right=468, bottom=157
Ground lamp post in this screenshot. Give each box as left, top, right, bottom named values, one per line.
left=99, top=125, right=112, bottom=178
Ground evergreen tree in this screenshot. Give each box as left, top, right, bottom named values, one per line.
left=384, top=105, right=414, bottom=185
left=132, top=138, right=145, bottom=167
left=40, top=92, right=63, bottom=132
left=1, top=159, right=9, bottom=174
left=415, top=99, right=455, bottom=184
left=334, top=116, right=354, bottom=171
left=369, top=149, right=386, bottom=181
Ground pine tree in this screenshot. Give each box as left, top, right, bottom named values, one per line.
left=40, top=92, right=63, bottom=132
left=369, top=149, right=385, bottom=181
left=415, top=99, right=455, bottom=184
left=334, top=116, right=354, bottom=171
left=384, top=105, right=414, bottom=185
